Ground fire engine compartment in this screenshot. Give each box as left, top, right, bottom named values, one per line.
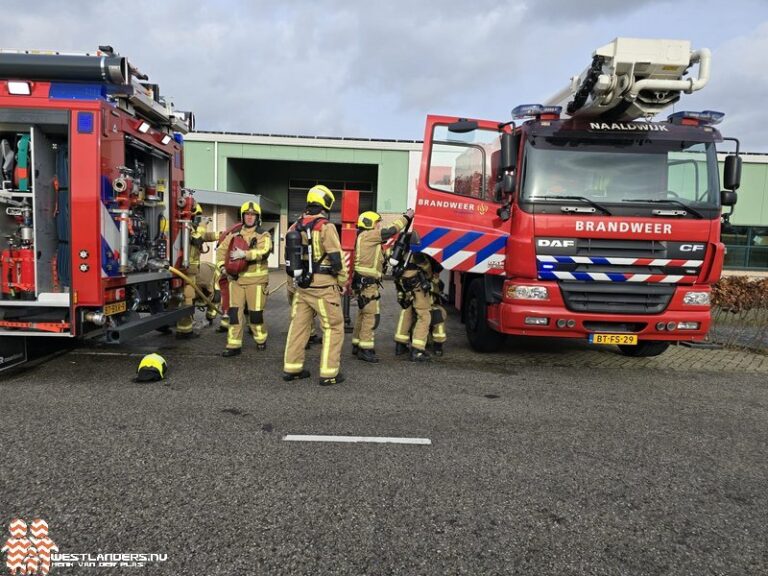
left=0, top=110, right=72, bottom=336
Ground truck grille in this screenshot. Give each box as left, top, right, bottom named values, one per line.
left=559, top=282, right=675, bottom=315
left=574, top=239, right=667, bottom=258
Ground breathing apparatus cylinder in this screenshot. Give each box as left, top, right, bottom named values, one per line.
left=284, top=229, right=304, bottom=279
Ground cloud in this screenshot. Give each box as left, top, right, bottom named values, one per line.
left=0, top=0, right=765, bottom=151
left=684, top=20, right=768, bottom=152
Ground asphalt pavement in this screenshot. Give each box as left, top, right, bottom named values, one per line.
left=1, top=281, right=767, bottom=575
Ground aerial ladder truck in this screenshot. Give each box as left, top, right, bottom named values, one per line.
left=409, top=38, right=742, bottom=357
left=0, top=47, right=199, bottom=371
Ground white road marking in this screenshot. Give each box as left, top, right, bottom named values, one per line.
left=282, top=434, right=432, bottom=445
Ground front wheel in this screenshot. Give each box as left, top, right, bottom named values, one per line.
left=618, top=341, right=670, bottom=357
left=465, top=279, right=505, bottom=353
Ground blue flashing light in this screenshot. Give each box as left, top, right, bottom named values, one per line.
left=173, top=133, right=184, bottom=145
left=77, top=112, right=94, bottom=134
left=513, top=104, right=542, bottom=118
left=50, top=83, right=107, bottom=101
left=667, top=110, right=725, bottom=126
left=512, top=104, right=562, bottom=119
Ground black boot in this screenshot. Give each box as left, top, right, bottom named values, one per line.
left=176, top=331, right=200, bottom=340
left=433, top=342, right=444, bottom=357
left=409, top=348, right=430, bottom=362
left=395, top=342, right=409, bottom=356
left=283, top=370, right=311, bottom=382
left=319, top=373, right=345, bottom=386
left=222, top=348, right=241, bottom=357
left=357, top=348, right=379, bottom=363
left=351, top=344, right=359, bottom=356
left=216, top=324, right=229, bottom=333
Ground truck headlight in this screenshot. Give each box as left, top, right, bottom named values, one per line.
left=683, top=291, right=710, bottom=306
left=509, top=286, right=549, bottom=300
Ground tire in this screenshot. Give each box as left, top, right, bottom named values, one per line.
left=465, top=279, right=505, bottom=353
left=618, top=341, right=670, bottom=357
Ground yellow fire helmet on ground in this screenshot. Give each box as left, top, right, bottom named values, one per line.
left=306, top=185, right=335, bottom=211
left=357, top=211, right=381, bottom=230
left=135, top=353, right=167, bottom=382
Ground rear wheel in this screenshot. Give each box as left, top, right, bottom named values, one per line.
left=618, top=341, right=670, bottom=357
left=465, top=279, right=505, bottom=352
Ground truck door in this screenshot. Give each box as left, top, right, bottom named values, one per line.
left=412, top=115, right=509, bottom=276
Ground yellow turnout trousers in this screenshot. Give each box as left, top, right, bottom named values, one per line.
left=284, top=284, right=344, bottom=378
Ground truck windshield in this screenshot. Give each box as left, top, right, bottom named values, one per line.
left=521, top=138, right=719, bottom=207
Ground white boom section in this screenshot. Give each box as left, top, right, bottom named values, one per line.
left=545, top=38, right=710, bottom=122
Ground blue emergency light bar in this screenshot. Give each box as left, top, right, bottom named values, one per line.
left=512, top=104, right=563, bottom=119
left=667, top=110, right=725, bottom=126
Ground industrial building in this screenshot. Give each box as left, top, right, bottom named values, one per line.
left=183, top=131, right=768, bottom=273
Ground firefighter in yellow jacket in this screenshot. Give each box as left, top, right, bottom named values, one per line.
left=393, top=252, right=442, bottom=361
left=283, top=185, right=347, bottom=385
left=351, top=208, right=413, bottom=362
left=394, top=266, right=447, bottom=357
left=216, top=201, right=272, bottom=357
left=176, top=202, right=218, bottom=338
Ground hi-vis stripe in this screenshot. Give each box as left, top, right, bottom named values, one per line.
left=538, top=271, right=698, bottom=283
left=536, top=254, right=704, bottom=283
left=536, top=255, right=704, bottom=267
left=415, top=227, right=507, bottom=275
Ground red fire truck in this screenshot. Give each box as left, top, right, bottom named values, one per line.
left=410, top=38, right=742, bottom=357
left=0, top=47, right=197, bottom=371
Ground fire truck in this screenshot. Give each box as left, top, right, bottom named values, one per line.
left=410, top=38, right=742, bottom=357
left=0, top=47, right=197, bottom=371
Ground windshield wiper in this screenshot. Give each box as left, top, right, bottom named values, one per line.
left=533, top=195, right=612, bottom=215
left=622, top=198, right=704, bottom=219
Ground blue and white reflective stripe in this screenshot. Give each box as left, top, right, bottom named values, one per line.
left=536, top=255, right=703, bottom=267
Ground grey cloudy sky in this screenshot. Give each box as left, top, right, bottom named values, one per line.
left=4, top=0, right=767, bottom=150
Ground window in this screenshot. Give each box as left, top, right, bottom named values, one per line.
left=427, top=125, right=500, bottom=201
left=521, top=139, right=719, bottom=206
left=723, top=226, right=768, bottom=270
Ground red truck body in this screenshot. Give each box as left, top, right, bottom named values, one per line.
left=411, top=113, right=734, bottom=356
left=0, top=56, right=194, bottom=370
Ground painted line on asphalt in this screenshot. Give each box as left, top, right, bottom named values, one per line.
left=282, top=434, right=432, bottom=445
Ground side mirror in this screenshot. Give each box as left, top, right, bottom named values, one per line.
left=493, top=173, right=516, bottom=202
left=721, top=189, right=737, bottom=207
left=723, top=154, right=742, bottom=191
left=500, top=133, right=517, bottom=171
left=502, top=173, right=515, bottom=194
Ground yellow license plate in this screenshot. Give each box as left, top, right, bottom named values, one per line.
left=104, top=301, right=127, bottom=316
left=589, top=333, right=638, bottom=345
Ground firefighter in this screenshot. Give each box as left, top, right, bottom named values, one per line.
left=351, top=208, right=413, bottom=362
left=285, top=222, right=321, bottom=349
left=393, top=251, right=440, bottom=361
left=283, top=185, right=347, bottom=385
left=216, top=201, right=272, bottom=357
left=395, top=265, right=448, bottom=356
left=429, top=271, right=448, bottom=356
left=176, top=202, right=218, bottom=338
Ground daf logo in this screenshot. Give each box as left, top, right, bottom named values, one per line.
left=680, top=244, right=705, bottom=252
left=537, top=239, right=575, bottom=248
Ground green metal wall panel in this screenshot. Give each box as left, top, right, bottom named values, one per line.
left=377, top=150, right=410, bottom=212
left=183, top=142, right=215, bottom=190
left=720, top=160, right=768, bottom=227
